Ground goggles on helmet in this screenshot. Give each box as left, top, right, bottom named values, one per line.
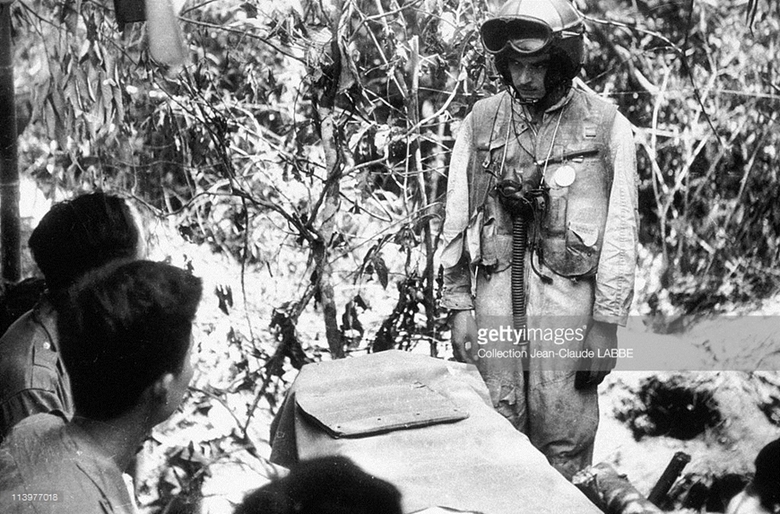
left=481, top=17, right=584, bottom=55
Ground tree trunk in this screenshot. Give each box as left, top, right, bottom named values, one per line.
left=314, top=2, right=346, bottom=359
left=407, top=37, right=437, bottom=357
left=0, top=5, right=20, bottom=284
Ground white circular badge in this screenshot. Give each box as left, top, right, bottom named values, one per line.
left=553, top=165, right=576, bottom=187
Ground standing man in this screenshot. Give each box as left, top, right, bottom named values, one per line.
left=439, top=0, right=637, bottom=479
left=0, top=260, right=203, bottom=513
left=0, top=192, right=146, bottom=441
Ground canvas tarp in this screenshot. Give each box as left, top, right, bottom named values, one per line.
left=269, top=350, right=601, bottom=514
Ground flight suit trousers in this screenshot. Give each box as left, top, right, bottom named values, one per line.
left=472, top=258, right=599, bottom=481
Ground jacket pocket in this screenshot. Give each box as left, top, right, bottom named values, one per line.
left=564, top=220, right=600, bottom=276
left=465, top=209, right=483, bottom=266
left=465, top=208, right=513, bottom=273
left=541, top=207, right=601, bottom=278
left=480, top=215, right=498, bottom=268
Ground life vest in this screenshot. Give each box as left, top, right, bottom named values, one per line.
left=465, top=89, right=617, bottom=278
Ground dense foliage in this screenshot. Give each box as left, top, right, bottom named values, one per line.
left=582, top=0, right=780, bottom=317
left=11, top=0, right=780, bottom=344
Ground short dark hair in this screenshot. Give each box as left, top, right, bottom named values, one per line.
left=57, top=260, right=203, bottom=420
left=29, top=191, right=142, bottom=291
left=755, top=437, right=780, bottom=510
left=235, top=456, right=403, bottom=514
left=0, top=277, right=46, bottom=335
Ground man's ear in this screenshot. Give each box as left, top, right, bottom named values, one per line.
left=151, top=373, right=176, bottom=405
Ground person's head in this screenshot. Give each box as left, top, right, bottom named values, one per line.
left=57, top=260, right=202, bottom=423
left=29, top=191, right=145, bottom=293
left=753, top=437, right=780, bottom=511
left=502, top=52, right=551, bottom=104
left=481, top=0, right=585, bottom=105
left=235, top=456, right=403, bottom=514
left=0, top=277, right=46, bottom=335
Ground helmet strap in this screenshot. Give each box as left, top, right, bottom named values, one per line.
left=507, top=79, right=570, bottom=112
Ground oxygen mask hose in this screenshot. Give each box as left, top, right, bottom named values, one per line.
left=496, top=180, right=533, bottom=351
left=511, top=217, right=528, bottom=340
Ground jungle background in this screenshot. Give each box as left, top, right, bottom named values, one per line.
left=2, top=0, right=780, bottom=511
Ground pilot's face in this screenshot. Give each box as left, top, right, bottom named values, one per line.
left=507, top=53, right=549, bottom=102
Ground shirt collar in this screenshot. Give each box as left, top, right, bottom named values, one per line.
left=544, top=88, right=575, bottom=113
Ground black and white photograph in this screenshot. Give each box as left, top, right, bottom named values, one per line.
left=0, top=0, right=778, bottom=512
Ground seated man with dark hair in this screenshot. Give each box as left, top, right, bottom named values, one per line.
left=727, top=437, right=780, bottom=514
left=0, top=260, right=202, bottom=513
left=0, top=191, right=146, bottom=440
left=235, top=456, right=403, bottom=514
left=0, top=278, right=46, bottom=337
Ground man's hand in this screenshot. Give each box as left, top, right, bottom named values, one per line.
left=449, top=310, right=478, bottom=365
left=575, top=320, right=618, bottom=389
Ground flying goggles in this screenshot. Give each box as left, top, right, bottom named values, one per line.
left=481, top=17, right=584, bottom=55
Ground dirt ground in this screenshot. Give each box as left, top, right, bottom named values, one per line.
left=594, top=316, right=780, bottom=511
